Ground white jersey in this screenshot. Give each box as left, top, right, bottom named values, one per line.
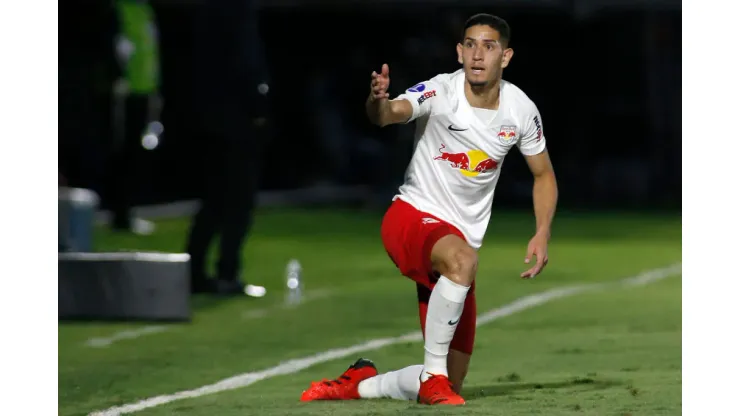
left=392, top=69, right=546, bottom=249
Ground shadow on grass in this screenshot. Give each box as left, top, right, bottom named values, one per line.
left=463, top=376, right=623, bottom=401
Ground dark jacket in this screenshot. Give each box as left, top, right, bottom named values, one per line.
left=194, top=0, right=271, bottom=126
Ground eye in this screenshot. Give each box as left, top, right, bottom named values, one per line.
left=486, top=43, right=494, bottom=51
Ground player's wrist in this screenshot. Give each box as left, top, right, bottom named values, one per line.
left=534, top=227, right=551, bottom=240
left=366, top=96, right=386, bottom=125
left=369, top=92, right=388, bottom=102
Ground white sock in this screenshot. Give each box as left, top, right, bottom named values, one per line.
left=357, top=365, right=423, bottom=400
left=421, top=276, right=470, bottom=382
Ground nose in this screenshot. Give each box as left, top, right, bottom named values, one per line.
left=472, top=46, right=484, bottom=60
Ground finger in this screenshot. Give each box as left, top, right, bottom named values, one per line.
left=524, top=245, right=535, bottom=264
left=381, top=63, right=389, bottom=77
left=536, top=257, right=549, bottom=275
left=372, top=89, right=386, bottom=97
left=520, top=266, right=537, bottom=279
left=371, top=71, right=378, bottom=79
left=537, top=250, right=548, bottom=265
left=373, top=82, right=389, bottom=92
left=530, top=259, right=545, bottom=277
left=522, top=261, right=543, bottom=278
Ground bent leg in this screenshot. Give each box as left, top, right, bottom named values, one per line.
left=378, top=200, right=477, bottom=404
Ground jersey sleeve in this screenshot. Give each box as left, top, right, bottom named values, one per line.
left=392, top=79, right=444, bottom=123
left=517, top=103, right=547, bottom=156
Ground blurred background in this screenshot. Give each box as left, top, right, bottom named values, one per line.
left=58, top=0, right=681, bottom=217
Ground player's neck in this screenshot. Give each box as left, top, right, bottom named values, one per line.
left=464, top=79, right=501, bottom=110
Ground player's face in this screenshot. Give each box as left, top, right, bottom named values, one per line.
left=456, top=25, right=513, bottom=87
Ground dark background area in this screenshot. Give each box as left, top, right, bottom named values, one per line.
left=58, top=0, right=681, bottom=212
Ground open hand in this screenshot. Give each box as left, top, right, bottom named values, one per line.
left=521, top=232, right=549, bottom=279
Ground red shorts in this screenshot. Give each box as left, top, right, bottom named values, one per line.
left=380, top=199, right=476, bottom=355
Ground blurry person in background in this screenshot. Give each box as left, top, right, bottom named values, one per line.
left=185, top=0, right=271, bottom=295
left=108, top=0, right=162, bottom=235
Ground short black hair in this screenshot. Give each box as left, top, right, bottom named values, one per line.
left=461, top=13, right=511, bottom=47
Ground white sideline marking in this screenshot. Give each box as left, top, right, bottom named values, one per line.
left=89, top=263, right=681, bottom=416
left=59, top=252, right=189, bottom=262
left=85, top=326, right=170, bottom=348
left=84, top=290, right=334, bottom=347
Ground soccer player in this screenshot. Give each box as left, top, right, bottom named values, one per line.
left=300, top=13, right=558, bottom=406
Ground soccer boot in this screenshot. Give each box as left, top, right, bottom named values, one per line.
left=300, top=358, right=378, bottom=401
left=417, top=373, right=466, bottom=405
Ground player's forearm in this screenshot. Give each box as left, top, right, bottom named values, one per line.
left=532, top=171, right=558, bottom=238
left=366, top=94, right=389, bottom=126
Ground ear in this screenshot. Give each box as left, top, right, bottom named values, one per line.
left=456, top=43, right=463, bottom=65
left=501, top=47, right=514, bottom=69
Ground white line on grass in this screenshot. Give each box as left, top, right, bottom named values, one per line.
left=89, top=263, right=681, bottom=416
left=84, top=326, right=170, bottom=348
left=84, top=290, right=334, bottom=347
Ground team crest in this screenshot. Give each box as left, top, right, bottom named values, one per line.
left=497, top=125, right=517, bottom=145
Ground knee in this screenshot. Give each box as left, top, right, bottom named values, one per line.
left=441, top=247, right=478, bottom=286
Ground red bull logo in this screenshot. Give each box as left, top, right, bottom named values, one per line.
left=497, top=125, right=517, bottom=145
left=433, top=144, right=498, bottom=177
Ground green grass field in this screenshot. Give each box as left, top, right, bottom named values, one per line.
left=58, top=208, right=682, bottom=416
